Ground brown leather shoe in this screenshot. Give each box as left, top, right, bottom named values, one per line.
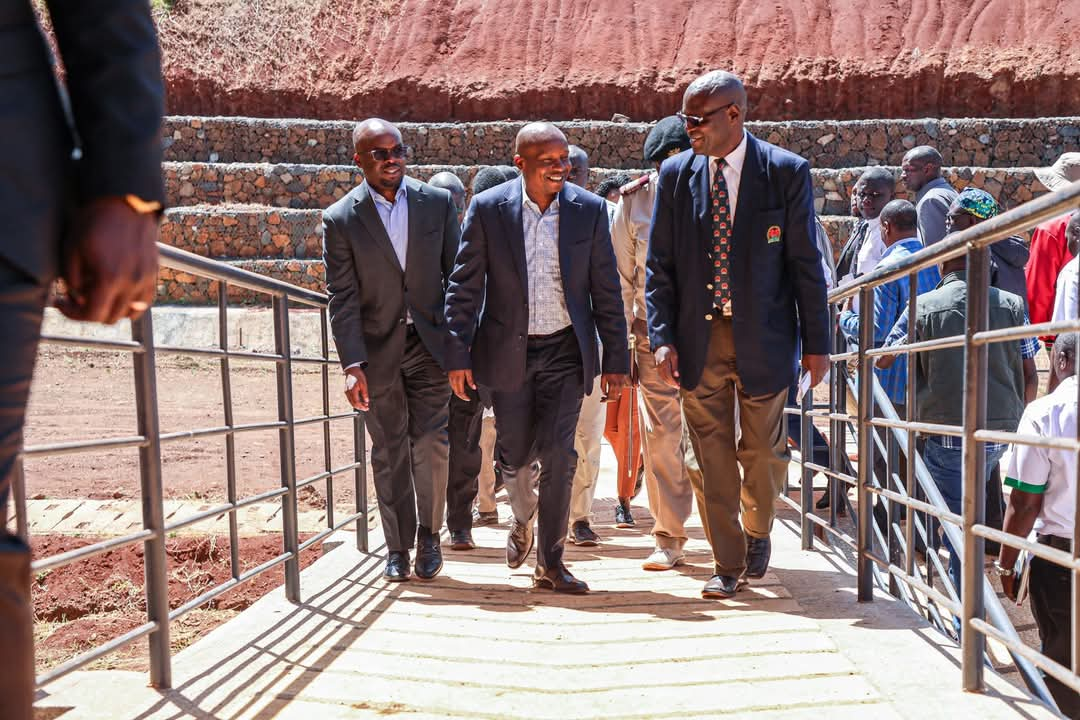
left=532, top=563, right=589, bottom=594
left=506, top=519, right=534, bottom=569
left=0, top=534, right=33, bottom=719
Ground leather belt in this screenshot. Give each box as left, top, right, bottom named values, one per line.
left=1037, top=534, right=1073, bottom=552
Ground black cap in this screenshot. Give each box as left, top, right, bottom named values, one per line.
left=643, top=116, right=691, bottom=164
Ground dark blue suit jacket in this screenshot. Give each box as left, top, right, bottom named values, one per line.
left=645, top=133, right=830, bottom=396
left=444, top=180, right=629, bottom=394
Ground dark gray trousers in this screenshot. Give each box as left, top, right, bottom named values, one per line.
left=363, top=328, right=450, bottom=553
left=490, top=327, right=584, bottom=570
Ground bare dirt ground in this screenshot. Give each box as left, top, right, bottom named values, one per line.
left=24, top=347, right=370, bottom=676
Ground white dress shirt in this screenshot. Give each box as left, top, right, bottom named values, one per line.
left=851, top=218, right=886, bottom=313
left=521, top=178, right=572, bottom=335
left=708, top=131, right=749, bottom=225
left=1051, top=255, right=1079, bottom=324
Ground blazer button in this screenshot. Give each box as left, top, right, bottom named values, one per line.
left=398, top=318, right=405, bottom=324
left=705, top=313, right=713, bottom=321
left=706, top=283, right=714, bottom=290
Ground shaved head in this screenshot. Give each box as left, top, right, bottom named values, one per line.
left=901, top=145, right=944, bottom=192
left=428, top=171, right=466, bottom=216
left=567, top=144, right=589, bottom=187
left=904, top=146, right=944, bottom=166
left=352, top=118, right=400, bottom=151
left=514, top=122, right=567, bottom=156
left=683, top=70, right=747, bottom=114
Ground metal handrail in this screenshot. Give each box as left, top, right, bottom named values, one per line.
left=16, top=242, right=370, bottom=690
left=786, top=180, right=1080, bottom=712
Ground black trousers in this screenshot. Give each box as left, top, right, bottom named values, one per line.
left=445, top=387, right=485, bottom=532
left=363, top=328, right=450, bottom=553
left=0, top=258, right=46, bottom=720
left=491, top=327, right=584, bottom=569
left=1031, top=538, right=1080, bottom=718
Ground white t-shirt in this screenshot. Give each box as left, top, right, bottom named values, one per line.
left=850, top=218, right=885, bottom=312
left=1004, top=375, right=1078, bottom=539
left=1051, top=255, right=1079, bottom=324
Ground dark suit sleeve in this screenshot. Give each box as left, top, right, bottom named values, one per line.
left=645, top=161, right=678, bottom=350
left=322, top=212, right=368, bottom=369
left=45, top=0, right=165, bottom=205
left=588, top=203, right=630, bottom=375
left=783, top=160, right=830, bottom=356
left=441, top=193, right=462, bottom=285
left=444, top=199, right=487, bottom=370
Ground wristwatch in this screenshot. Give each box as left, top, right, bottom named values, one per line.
left=123, top=194, right=163, bottom=215
left=991, top=562, right=1015, bottom=577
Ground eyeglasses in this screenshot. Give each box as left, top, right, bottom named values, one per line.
left=676, top=103, right=736, bottom=128
left=859, top=190, right=888, bottom=201
left=365, top=145, right=412, bottom=162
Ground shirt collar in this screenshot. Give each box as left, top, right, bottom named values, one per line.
left=939, top=270, right=967, bottom=287
left=917, top=176, right=951, bottom=201
left=369, top=181, right=407, bottom=208
left=881, top=235, right=921, bottom=259
left=521, top=177, right=559, bottom=214
left=711, top=131, right=748, bottom=176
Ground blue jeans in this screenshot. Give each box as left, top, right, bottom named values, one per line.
left=922, top=437, right=1006, bottom=604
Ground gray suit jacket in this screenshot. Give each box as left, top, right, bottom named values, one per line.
left=323, top=177, right=461, bottom=389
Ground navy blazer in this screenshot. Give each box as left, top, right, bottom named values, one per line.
left=444, top=180, right=629, bottom=394
left=645, top=133, right=830, bottom=395
left=323, top=177, right=460, bottom=389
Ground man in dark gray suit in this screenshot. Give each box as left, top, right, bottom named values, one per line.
left=2, top=2, right=165, bottom=716
left=323, top=119, right=460, bottom=583
left=444, top=123, right=629, bottom=594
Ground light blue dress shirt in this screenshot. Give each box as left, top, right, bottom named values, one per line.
left=521, top=179, right=572, bottom=335
left=370, top=182, right=409, bottom=271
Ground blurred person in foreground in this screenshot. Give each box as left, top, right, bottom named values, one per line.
left=2, top=1, right=166, bottom=716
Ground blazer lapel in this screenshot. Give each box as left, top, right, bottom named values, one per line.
left=689, top=153, right=710, bottom=231
left=404, top=177, right=426, bottom=283
left=558, top=184, right=583, bottom=281
left=733, top=134, right=768, bottom=240
left=352, top=182, right=403, bottom=274
left=498, top=180, right=528, bottom=292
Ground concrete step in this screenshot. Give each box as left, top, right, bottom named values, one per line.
left=162, top=115, right=1080, bottom=170
left=162, top=204, right=862, bottom=263
left=164, top=160, right=1048, bottom=216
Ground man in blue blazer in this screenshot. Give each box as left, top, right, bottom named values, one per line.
left=445, top=123, right=629, bottom=593
left=646, top=71, right=830, bottom=599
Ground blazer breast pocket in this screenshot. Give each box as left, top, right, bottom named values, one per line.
left=755, top=208, right=786, bottom=249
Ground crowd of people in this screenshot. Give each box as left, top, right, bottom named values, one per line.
left=324, top=75, right=1080, bottom=715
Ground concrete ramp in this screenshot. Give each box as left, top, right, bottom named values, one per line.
left=36, top=485, right=1054, bottom=719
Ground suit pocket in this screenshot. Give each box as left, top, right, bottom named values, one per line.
left=755, top=208, right=786, bottom=248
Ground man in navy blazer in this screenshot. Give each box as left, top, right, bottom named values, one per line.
left=646, top=71, right=830, bottom=599
left=445, top=122, right=629, bottom=593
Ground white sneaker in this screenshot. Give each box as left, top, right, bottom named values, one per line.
left=642, top=547, right=685, bottom=571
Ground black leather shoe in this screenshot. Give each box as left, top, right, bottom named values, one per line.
left=450, top=528, right=475, bottom=550
left=569, top=520, right=600, bottom=546
left=533, top=564, right=589, bottom=594
left=702, top=574, right=739, bottom=599
left=744, top=534, right=772, bottom=579
left=506, top=518, right=534, bottom=569
left=414, top=527, right=443, bottom=580
left=383, top=550, right=410, bottom=582
left=615, top=499, right=635, bottom=527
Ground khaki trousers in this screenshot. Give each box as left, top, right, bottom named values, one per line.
left=475, top=416, right=498, bottom=513
left=681, top=317, right=790, bottom=576
left=569, top=385, right=606, bottom=524
left=635, top=334, right=698, bottom=551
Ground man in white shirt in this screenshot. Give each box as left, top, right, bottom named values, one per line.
left=1050, top=211, right=1080, bottom=330
left=848, top=167, right=896, bottom=312
left=997, top=332, right=1080, bottom=717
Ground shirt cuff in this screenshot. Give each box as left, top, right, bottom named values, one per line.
left=344, top=361, right=366, bottom=373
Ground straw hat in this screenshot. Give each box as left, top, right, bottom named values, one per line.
left=1035, top=152, right=1080, bottom=192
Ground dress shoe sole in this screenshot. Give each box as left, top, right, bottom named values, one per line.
left=532, top=578, right=589, bottom=594
left=701, top=586, right=736, bottom=599
left=413, top=563, right=443, bottom=581
left=506, top=534, right=534, bottom=569
left=615, top=521, right=635, bottom=529
left=642, top=557, right=685, bottom=571
left=383, top=573, right=410, bottom=583
left=569, top=537, right=599, bottom=547
left=450, top=541, right=476, bottom=551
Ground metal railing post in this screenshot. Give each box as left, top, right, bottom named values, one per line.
left=130, top=311, right=172, bottom=688
left=857, top=285, right=875, bottom=602
left=962, top=243, right=990, bottom=692
left=830, top=318, right=846, bottom=526
left=219, top=283, right=241, bottom=579
left=354, top=412, right=369, bottom=552
left=800, top=379, right=813, bottom=549
left=273, top=295, right=302, bottom=603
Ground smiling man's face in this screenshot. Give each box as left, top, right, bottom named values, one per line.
left=516, top=138, right=571, bottom=204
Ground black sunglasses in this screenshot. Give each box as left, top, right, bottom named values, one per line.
left=365, top=145, right=412, bottom=162
left=676, top=103, right=736, bottom=128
